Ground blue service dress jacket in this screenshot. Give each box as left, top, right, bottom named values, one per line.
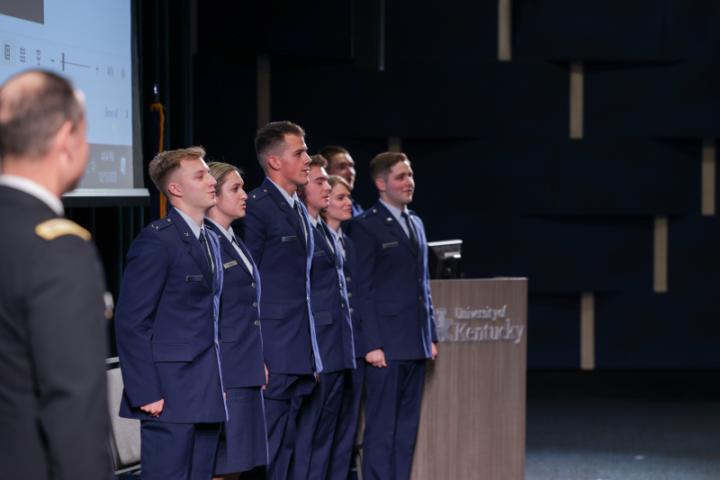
left=341, top=233, right=365, bottom=358
left=308, top=221, right=356, bottom=372
left=115, top=208, right=227, bottom=423
left=205, top=220, right=266, bottom=387
left=349, top=202, right=438, bottom=360
left=242, top=177, right=323, bottom=374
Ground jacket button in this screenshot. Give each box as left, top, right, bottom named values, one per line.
left=341, top=303, right=345, bottom=309
left=349, top=307, right=354, bottom=314
left=346, top=276, right=351, bottom=283
left=347, top=292, right=353, bottom=298
left=254, top=320, right=261, bottom=326
left=251, top=282, right=256, bottom=288
left=252, top=302, right=257, bottom=307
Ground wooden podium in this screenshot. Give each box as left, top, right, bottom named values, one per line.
left=411, top=278, right=528, bottom=480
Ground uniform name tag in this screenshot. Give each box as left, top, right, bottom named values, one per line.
left=185, top=274, right=204, bottom=282
left=281, top=235, right=297, bottom=242
left=223, top=260, right=238, bottom=269
left=382, top=241, right=399, bottom=249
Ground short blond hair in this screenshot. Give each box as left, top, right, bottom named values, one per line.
left=148, top=146, right=205, bottom=194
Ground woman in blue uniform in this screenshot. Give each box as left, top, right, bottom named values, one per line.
left=323, top=175, right=366, bottom=478
left=205, top=162, right=268, bottom=479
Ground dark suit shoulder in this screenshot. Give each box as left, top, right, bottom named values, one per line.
left=248, top=185, right=271, bottom=202
left=147, top=216, right=175, bottom=232
left=356, top=206, right=381, bottom=222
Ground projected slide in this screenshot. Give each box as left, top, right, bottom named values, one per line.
left=0, top=0, right=137, bottom=193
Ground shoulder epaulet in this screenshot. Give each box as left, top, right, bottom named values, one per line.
left=248, top=187, right=270, bottom=201
left=35, top=218, right=91, bottom=241
left=359, top=207, right=379, bottom=220
left=149, top=216, right=174, bottom=231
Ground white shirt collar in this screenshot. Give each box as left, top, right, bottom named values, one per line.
left=379, top=198, right=409, bottom=223
left=205, top=217, right=254, bottom=273
left=205, top=217, right=233, bottom=243
left=327, top=224, right=342, bottom=242
left=0, top=175, right=64, bottom=216
left=174, top=207, right=204, bottom=239
left=267, top=177, right=300, bottom=208
left=308, top=213, right=320, bottom=228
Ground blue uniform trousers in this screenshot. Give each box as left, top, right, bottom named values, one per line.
left=263, top=373, right=316, bottom=480
left=140, top=421, right=221, bottom=480
left=327, top=362, right=365, bottom=479
left=293, top=370, right=346, bottom=479
left=362, top=360, right=426, bottom=480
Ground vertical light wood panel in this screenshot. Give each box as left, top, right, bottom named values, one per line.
left=412, top=279, right=527, bottom=480
left=388, top=136, right=402, bottom=153
left=654, top=217, right=668, bottom=293
left=569, top=62, right=584, bottom=139
left=580, top=292, right=595, bottom=370
left=702, top=139, right=716, bottom=216
left=498, top=0, right=512, bottom=61
left=257, top=55, right=271, bottom=128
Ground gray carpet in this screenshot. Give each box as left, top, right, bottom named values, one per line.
left=526, top=372, right=720, bottom=480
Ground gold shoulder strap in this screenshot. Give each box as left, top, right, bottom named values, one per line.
left=35, top=218, right=92, bottom=241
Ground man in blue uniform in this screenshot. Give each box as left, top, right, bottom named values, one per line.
left=349, top=151, right=439, bottom=480
left=115, top=147, right=226, bottom=480
left=242, top=121, right=323, bottom=479
left=296, top=155, right=355, bottom=479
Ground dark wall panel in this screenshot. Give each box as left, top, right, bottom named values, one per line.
left=419, top=214, right=652, bottom=294
left=272, top=59, right=568, bottom=139
left=403, top=139, right=699, bottom=216
left=513, top=0, right=665, bottom=61
left=585, top=62, right=720, bottom=138
left=663, top=1, right=720, bottom=61
left=595, top=291, right=720, bottom=368
left=386, top=1, right=497, bottom=65
left=669, top=215, right=720, bottom=292
left=527, top=294, right=580, bottom=368
left=198, top=1, right=353, bottom=59
left=193, top=59, right=262, bottom=184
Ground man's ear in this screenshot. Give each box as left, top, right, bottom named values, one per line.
left=266, top=153, right=281, bottom=172
left=374, top=175, right=386, bottom=193
left=52, top=121, right=74, bottom=164
left=166, top=179, right=182, bottom=198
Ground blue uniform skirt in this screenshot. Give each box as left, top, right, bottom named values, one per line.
left=214, top=386, right=268, bottom=475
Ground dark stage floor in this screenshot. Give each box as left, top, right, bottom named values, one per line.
left=525, top=371, right=720, bottom=480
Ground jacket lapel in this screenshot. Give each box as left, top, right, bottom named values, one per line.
left=237, top=238, right=262, bottom=301
left=172, top=209, right=213, bottom=288
left=313, top=221, right=336, bottom=264
left=262, top=178, right=308, bottom=251
left=376, top=202, right=416, bottom=255
left=206, top=221, right=254, bottom=280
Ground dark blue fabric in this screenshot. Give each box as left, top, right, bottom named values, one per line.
left=363, top=360, right=426, bottom=480
left=140, top=421, right=220, bottom=480
left=242, top=177, right=323, bottom=375
left=115, top=208, right=226, bottom=424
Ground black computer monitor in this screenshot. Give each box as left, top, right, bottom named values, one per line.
left=427, top=239, right=463, bottom=279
